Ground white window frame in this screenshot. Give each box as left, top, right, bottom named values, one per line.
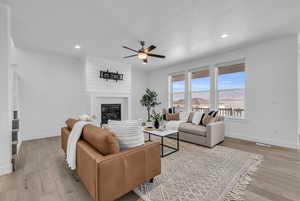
left=188, top=65, right=212, bottom=112
left=168, top=71, right=186, bottom=110
left=167, top=58, right=246, bottom=120
left=215, top=59, right=246, bottom=119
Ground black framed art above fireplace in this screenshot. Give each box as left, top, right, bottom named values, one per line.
left=101, top=104, right=121, bottom=124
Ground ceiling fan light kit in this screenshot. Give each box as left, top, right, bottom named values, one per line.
left=122, top=41, right=165, bottom=64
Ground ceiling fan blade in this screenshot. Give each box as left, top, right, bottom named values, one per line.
left=123, top=54, right=138, bottom=58
left=143, top=58, right=148, bottom=63
left=122, top=46, right=138, bottom=53
left=147, top=53, right=166, bottom=58
left=146, top=45, right=156, bottom=52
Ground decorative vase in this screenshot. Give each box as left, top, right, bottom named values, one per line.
left=154, top=119, right=160, bottom=129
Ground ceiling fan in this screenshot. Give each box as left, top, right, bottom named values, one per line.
left=122, top=41, right=166, bottom=64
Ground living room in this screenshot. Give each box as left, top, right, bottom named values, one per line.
left=1, top=1, right=300, bottom=201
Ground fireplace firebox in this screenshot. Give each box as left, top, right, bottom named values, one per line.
left=101, top=104, right=121, bottom=124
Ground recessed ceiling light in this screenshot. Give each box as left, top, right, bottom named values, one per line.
left=220, top=34, right=229, bottom=39
left=74, top=44, right=81, bottom=49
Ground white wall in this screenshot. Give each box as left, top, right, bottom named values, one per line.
left=148, top=35, right=299, bottom=149
left=85, top=57, right=131, bottom=94
left=13, top=48, right=89, bottom=140
left=131, top=67, right=148, bottom=120
left=297, top=35, right=300, bottom=136
left=0, top=4, right=12, bottom=175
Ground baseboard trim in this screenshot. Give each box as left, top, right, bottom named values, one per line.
left=226, top=133, right=299, bottom=149
left=0, top=163, right=12, bottom=176
left=23, top=133, right=60, bottom=141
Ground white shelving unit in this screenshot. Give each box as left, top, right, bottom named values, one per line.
left=11, top=64, right=21, bottom=171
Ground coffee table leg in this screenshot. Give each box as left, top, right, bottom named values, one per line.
left=149, top=133, right=151, bottom=142
left=177, top=132, right=179, bottom=150
left=161, top=136, right=164, bottom=157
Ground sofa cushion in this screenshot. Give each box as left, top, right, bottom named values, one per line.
left=165, top=120, right=185, bottom=131
left=192, top=111, right=203, bottom=125
left=65, top=118, right=79, bottom=130
left=179, top=123, right=207, bottom=137
left=82, top=125, right=120, bottom=155
left=187, top=112, right=194, bottom=123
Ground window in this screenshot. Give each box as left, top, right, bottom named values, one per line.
left=168, top=61, right=245, bottom=119
left=191, top=69, right=210, bottom=113
left=171, top=73, right=185, bottom=112
left=217, top=63, right=245, bottom=118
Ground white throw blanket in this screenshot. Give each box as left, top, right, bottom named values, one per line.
left=66, top=121, right=90, bottom=170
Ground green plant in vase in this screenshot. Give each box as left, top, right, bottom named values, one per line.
left=151, top=110, right=162, bottom=129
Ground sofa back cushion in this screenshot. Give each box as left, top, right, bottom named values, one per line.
left=82, top=125, right=120, bottom=155
left=192, top=112, right=203, bottom=125
left=166, top=113, right=180, bottom=121
left=108, top=120, right=144, bottom=150
left=187, top=112, right=194, bottom=123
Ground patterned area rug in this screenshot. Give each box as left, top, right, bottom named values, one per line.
left=134, top=145, right=262, bottom=201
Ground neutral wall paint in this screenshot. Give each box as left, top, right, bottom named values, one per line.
left=13, top=48, right=89, bottom=141
left=12, top=51, right=148, bottom=141
left=85, top=57, right=131, bottom=94
left=148, top=35, right=299, bottom=149
left=0, top=4, right=12, bottom=175
left=131, top=67, right=148, bottom=120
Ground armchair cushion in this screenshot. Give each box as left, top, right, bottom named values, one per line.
left=82, top=125, right=120, bottom=155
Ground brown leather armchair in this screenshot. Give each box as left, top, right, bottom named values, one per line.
left=61, top=120, right=161, bottom=201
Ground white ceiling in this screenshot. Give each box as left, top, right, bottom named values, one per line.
left=3, top=0, right=300, bottom=70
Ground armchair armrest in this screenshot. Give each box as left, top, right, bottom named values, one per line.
left=96, top=142, right=161, bottom=201
left=206, top=121, right=225, bottom=148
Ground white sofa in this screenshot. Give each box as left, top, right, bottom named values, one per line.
left=165, top=115, right=225, bottom=148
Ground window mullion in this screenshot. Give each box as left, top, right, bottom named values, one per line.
left=186, top=71, right=191, bottom=113
left=211, top=66, right=217, bottom=111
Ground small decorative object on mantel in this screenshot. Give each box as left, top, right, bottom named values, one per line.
left=99, top=69, right=124, bottom=82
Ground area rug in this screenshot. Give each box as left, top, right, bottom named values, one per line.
left=134, top=145, right=262, bottom=201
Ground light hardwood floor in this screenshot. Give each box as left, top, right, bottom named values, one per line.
left=0, top=136, right=299, bottom=201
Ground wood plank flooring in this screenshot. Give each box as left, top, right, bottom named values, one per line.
left=0, top=136, right=299, bottom=201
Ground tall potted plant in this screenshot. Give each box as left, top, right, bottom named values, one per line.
left=140, top=88, right=161, bottom=122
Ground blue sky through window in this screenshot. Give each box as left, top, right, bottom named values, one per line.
left=172, top=72, right=245, bottom=92
left=218, top=72, right=245, bottom=90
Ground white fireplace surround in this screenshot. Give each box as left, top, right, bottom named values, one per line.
left=90, top=92, right=132, bottom=124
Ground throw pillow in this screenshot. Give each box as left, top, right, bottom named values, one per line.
left=108, top=120, right=144, bottom=150
left=199, top=113, right=206, bottom=126
left=212, top=110, right=219, bottom=117
left=187, top=112, right=194, bottom=123
left=208, top=110, right=218, bottom=117
left=166, top=113, right=180, bottom=121
left=202, top=113, right=213, bottom=126
left=201, top=112, right=218, bottom=126
left=192, top=111, right=203, bottom=125
left=179, top=111, right=189, bottom=121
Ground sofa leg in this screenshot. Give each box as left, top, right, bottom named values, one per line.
left=149, top=178, right=154, bottom=183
